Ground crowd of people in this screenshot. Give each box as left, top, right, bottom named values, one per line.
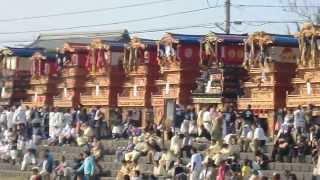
left=0, top=104, right=105, bottom=180
left=0, top=102, right=319, bottom=180
left=114, top=104, right=320, bottom=180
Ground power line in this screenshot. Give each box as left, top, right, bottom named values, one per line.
left=0, top=6, right=222, bottom=35
left=0, top=19, right=310, bottom=44
left=0, top=19, right=308, bottom=42
left=0, top=0, right=177, bottom=23
left=233, top=20, right=306, bottom=23
left=0, top=23, right=218, bottom=44
left=232, top=4, right=320, bottom=8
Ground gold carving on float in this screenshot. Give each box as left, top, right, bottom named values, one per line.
left=87, top=39, right=110, bottom=74
left=295, top=23, right=320, bottom=68
left=157, top=33, right=179, bottom=67
left=200, top=32, right=222, bottom=68
left=243, top=31, right=273, bottom=70
left=0, top=48, right=13, bottom=57
left=30, top=52, right=46, bottom=78
left=303, top=72, right=314, bottom=81
left=62, top=43, right=75, bottom=53
left=123, top=36, right=146, bottom=73
left=89, top=39, right=109, bottom=50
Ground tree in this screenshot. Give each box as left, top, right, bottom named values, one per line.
left=280, top=0, right=320, bottom=24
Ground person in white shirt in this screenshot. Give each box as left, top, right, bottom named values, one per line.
left=93, top=106, right=103, bottom=139
left=202, top=108, right=212, bottom=133
left=181, top=134, right=193, bottom=158
left=25, top=106, right=32, bottom=124
left=294, top=105, right=305, bottom=135
left=49, top=108, right=57, bottom=139
left=189, top=148, right=202, bottom=180
left=284, top=109, right=294, bottom=126
left=58, top=123, right=76, bottom=145
left=63, top=110, right=73, bottom=128
left=21, top=148, right=36, bottom=171
left=55, top=109, right=65, bottom=130
left=252, top=124, right=267, bottom=153
left=12, top=105, right=27, bottom=126
left=180, top=119, right=190, bottom=135
left=197, top=106, right=206, bottom=130
left=199, top=161, right=213, bottom=180
left=6, top=107, right=15, bottom=130
left=170, top=133, right=182, bottom=156
left=17, top=135, right=26, bottom=154
left=0, top=106, right=7, bottom=131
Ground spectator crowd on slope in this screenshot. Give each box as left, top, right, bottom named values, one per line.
left=0, top=103, right=319, bottom=180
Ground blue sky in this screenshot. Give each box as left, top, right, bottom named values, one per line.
left=0, top=0, right=317, bottom=47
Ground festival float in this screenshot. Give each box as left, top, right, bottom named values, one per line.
left=287, top=23, right=320, bottom=108
left=152, top=33, right=200, bottom=123
left=117, top=37, right=158, bottom=127
left=80, top=38, right=125, bottom=119
left=0, top=48, right=36, bottom=106
left=24, top=50, right=58, bottom=107
left=27, top=30, right=130, bottom=108
left=192, top=32, right=246, bottom=109
left=53, top=43, right=88, bottom=108
left=238, top=32, right=298, bottom=133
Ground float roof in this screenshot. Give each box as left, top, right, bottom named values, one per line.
left=27, top=30, right=130, bottom=50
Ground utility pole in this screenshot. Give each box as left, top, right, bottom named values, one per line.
left=225, top=0, right=231, bottom=34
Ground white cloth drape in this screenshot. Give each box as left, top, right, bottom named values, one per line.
left=34, top=92, right=38, bottom=102
left=133, top=85, right=138, bottom=97
left=1, top=86, right=5, bottom=98
left=205, top=80, right=212, bottom=93
left=165, top=45, right=171, bottom=58
left=307, top=81, right=312, bottom=95
left=95, top=85, right=100, bottom=96
left=165, top=82, right=170, bottom=95
left=63, top=88, right=67, bottom=98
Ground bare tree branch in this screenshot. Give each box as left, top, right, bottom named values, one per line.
left=280, top=0, right=320, bottom=24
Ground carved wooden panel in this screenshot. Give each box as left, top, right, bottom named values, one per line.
left=118, top=99, right=145, bottom=107
left=167, top=74, right=180, bottom=84
left=152, top=98, right=165, bottom=106
left=304, top=72, right=314, bottom=81
left=134, top=78, right=146, bottom=86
